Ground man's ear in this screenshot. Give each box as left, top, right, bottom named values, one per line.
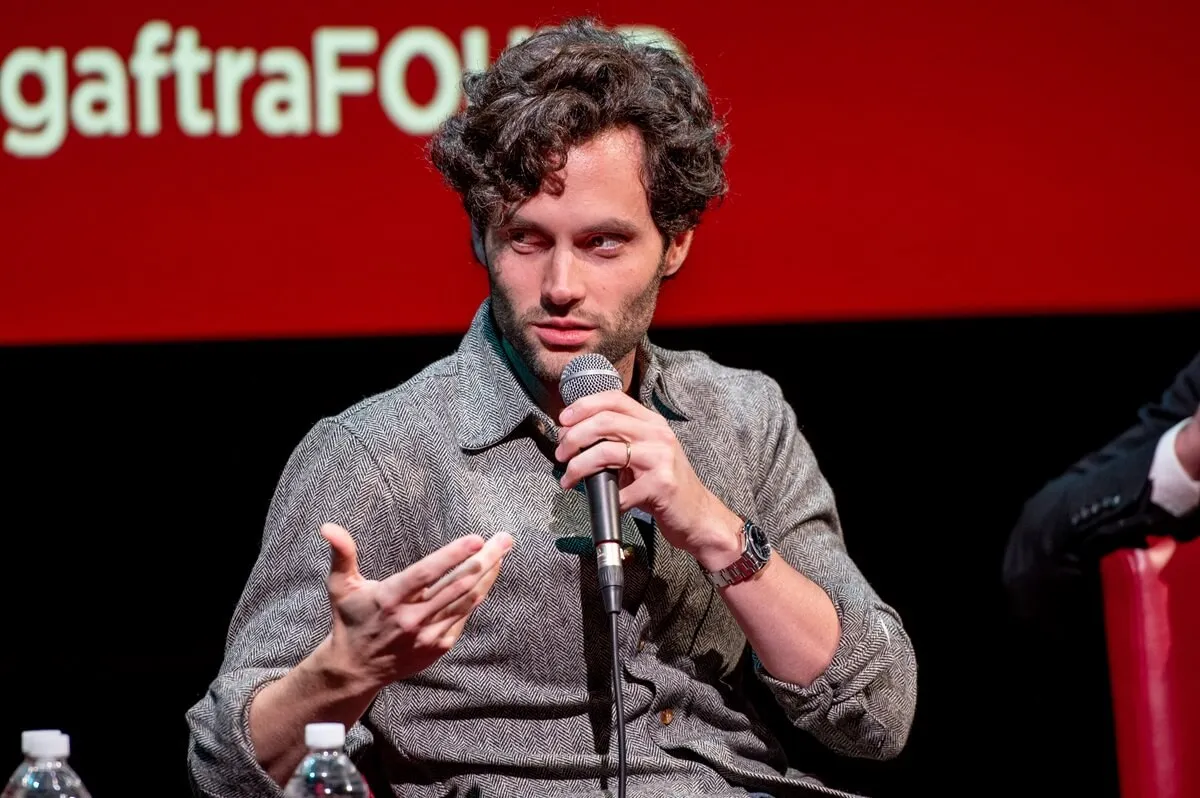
left=662, top=228, right=694, bottom=279
left=471, top=221, right=488, bottom=267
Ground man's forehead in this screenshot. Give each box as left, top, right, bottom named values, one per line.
left=503, top=128, right=649, bottom=221
left=555, top=127, right=646, bottom=180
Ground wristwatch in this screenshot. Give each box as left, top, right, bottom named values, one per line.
left=704, top=519, right=772, bottom=588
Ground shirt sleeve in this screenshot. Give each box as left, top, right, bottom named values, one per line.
left=747, top=376, right=917, bottom=761
left=1149, top=419, right=1200, bottom=517
left=185, top=419, right=398, bottom=798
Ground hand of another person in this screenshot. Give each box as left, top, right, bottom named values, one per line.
left=319, top=523, right=512, bottom=689
left=1176, top=405, right=1200, bottom=479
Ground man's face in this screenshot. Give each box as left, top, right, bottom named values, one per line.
left=486, top=126, right=693, bottom=388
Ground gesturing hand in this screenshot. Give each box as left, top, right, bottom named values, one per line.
left=319, top=523, right=513, bottom=689
left=555, top=390, right=743, bottom=571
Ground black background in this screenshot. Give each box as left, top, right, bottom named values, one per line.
left=3, top=309, right=1197, bottom=796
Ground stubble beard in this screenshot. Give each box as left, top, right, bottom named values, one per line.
left=489, top=264, right=665, bottom=386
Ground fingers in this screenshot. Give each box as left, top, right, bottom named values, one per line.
left=618, top=480, right=656, bottom=514
left=428, top=555, right=505, bottom=626
left=322, top=523, right=362, bottom=599
left=554, top=410, right=650, bottom=463
left=406, top=541, right=510, bottom=653
left=377, top=534, right=486, bottom=609
left=323, top=523, right=359, bottom=575
left=559, top=440, right=628, bottom=489
left=421, top=532, right=512, bottom=601
left=441, top=614, right=472, bottom=648
left=560, top=439, right=668, bottom=490
left=415, top=609, right=472, bottom=653
left=558, top=390, right=660, bottom=427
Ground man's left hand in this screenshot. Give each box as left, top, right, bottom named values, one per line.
left=556, top=389, right=743, bottom=571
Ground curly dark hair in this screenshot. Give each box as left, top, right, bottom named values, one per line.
left=428, top=18, right=729, bottom=243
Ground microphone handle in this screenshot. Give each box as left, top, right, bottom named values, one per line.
left=584, top=469, right=624, bottom=614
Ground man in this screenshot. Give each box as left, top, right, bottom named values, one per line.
left=187, top=19, right=916, bottom=798
left=1003, top=350, right=1200, bottom=614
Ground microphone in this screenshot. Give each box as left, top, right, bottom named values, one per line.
left=559, top=353, right=625, bottom=615
left=560, top=352, right=630, bottom=798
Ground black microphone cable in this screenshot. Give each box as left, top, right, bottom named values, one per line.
left=609, top=601, right=627, bottom=798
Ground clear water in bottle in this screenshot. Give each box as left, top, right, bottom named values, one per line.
left=3, top=730, right=91, bottom=798
left=284, top=722, right=369, bottom=798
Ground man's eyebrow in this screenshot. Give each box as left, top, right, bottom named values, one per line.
left=502, top=214, right=641, bottom=238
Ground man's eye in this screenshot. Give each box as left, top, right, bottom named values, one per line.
left=509, top=231, right=539, bottom=250
left=588, top=234, right=623, bottom=250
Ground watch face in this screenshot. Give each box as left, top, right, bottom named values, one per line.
left=746, top=523, right=770, bottom=561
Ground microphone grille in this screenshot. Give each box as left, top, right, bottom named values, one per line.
left=559, top=353, right=622, bottom=405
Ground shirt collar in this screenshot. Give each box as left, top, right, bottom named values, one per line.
left=455, top=299, right=691, bottom=452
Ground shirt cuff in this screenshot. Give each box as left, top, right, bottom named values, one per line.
left=1149, top=419, right=1200, bottom=517
left=753, top=593, right=914, bottom=759
left=187, top=667, right=291, bottom=798
left=187, top=666, right=377, bottom=798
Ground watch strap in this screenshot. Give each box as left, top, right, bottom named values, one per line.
left=705, top=519, right=769, bottom=588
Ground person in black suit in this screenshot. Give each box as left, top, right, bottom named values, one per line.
left=1003, top=351, right=1200, bottom=614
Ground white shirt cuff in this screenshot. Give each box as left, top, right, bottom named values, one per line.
left=1148, top=419, right=1200, bottom=517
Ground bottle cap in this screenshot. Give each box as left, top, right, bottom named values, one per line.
left=26, top=731, right=69, bottom=758
left=305, top=722, right=345, bottom=749
left=21, top=730, right=62, bottom=755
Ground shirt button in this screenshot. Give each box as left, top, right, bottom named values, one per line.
left=659, top=709, right=674, bottom=726
left=637, top=636, right=647, bottom=653
left=622, top=545, right=634, bottom=562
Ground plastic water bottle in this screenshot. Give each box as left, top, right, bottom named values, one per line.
left=283, top=722, right=369, bottom=797
left=5, top=731, right=60, bottom=787
left=3, top=730, right=91, bottom=798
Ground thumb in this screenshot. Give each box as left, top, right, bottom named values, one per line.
left=321, top=522, right=361, bottom=598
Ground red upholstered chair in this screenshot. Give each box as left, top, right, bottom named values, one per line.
left=1100, top=536, right=1200, bottom=798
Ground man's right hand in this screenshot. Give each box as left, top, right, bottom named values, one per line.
left=247, top=526, right=511, bottom=786
left=318, top=523, right=513, bottom=689
left=1176, top=407, right=1200, bottom=480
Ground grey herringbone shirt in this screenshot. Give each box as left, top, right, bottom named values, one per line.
left=186, top=300, right=916, bottom=798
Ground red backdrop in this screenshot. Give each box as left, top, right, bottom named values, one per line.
left=2, top=1, right=1199, bottom=345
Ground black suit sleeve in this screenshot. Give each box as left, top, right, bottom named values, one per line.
left=1002, top=351, right=1200, bottom=618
